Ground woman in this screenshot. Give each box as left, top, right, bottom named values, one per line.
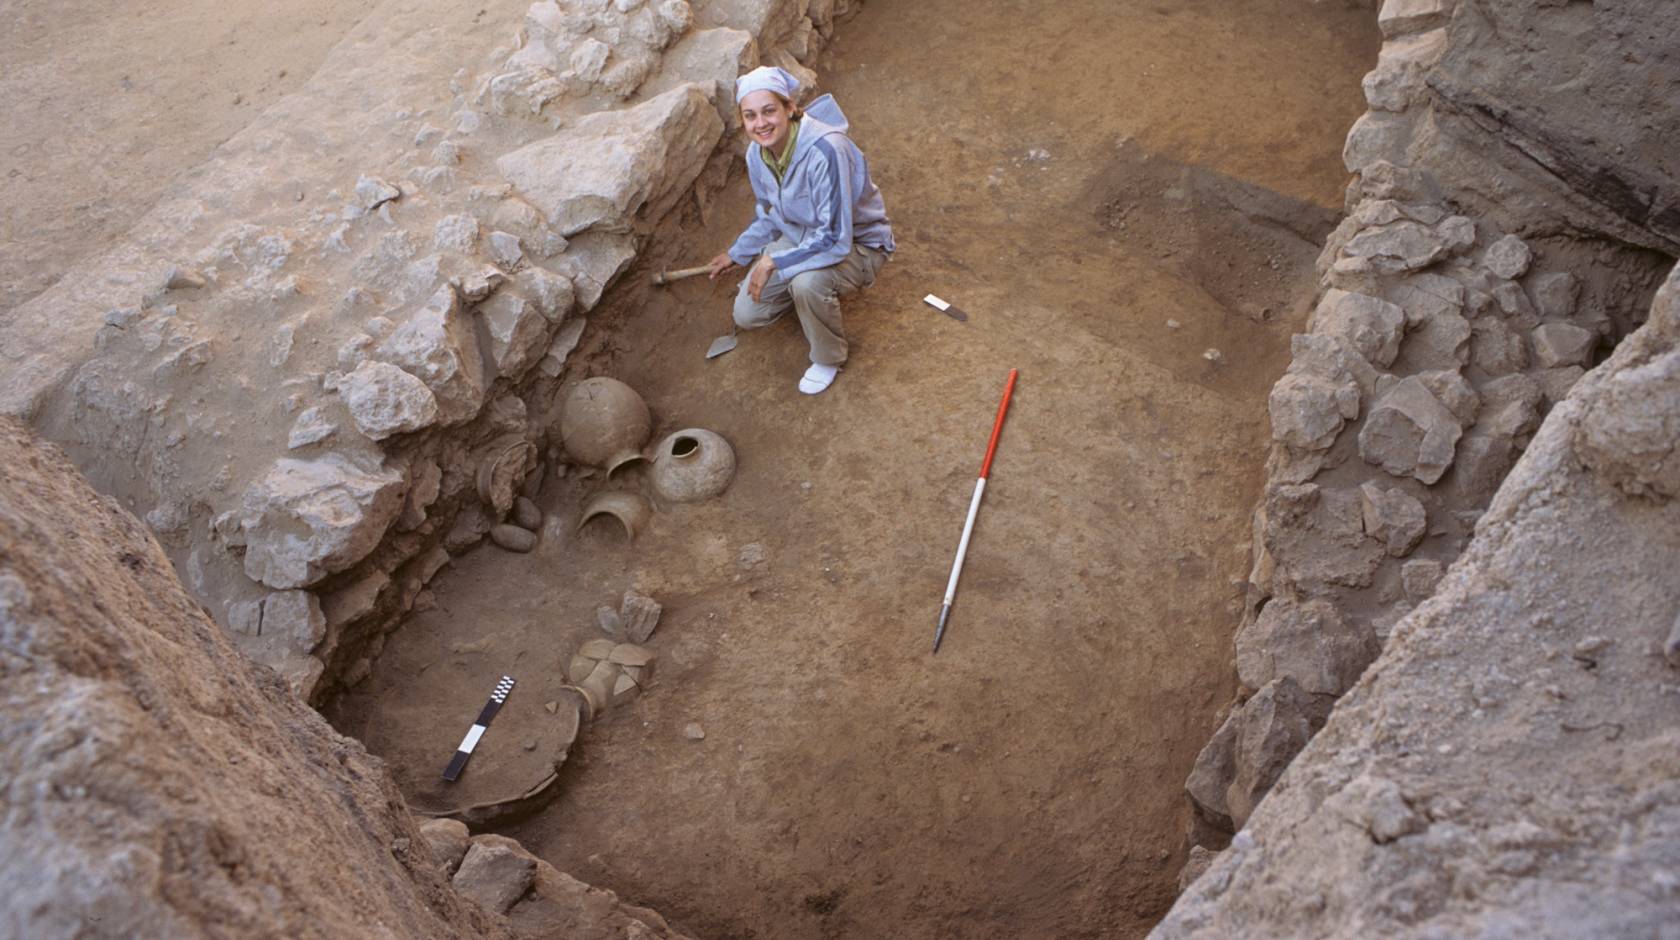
left=708, top=66, right=895, bottom=395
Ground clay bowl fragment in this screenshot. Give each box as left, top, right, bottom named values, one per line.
left=410, top=689, right=585, bottom=828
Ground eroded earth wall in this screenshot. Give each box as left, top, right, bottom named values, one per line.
left=1168, top=0, right=1680, bottom=931
left=0, top=0, right=856, bottom=703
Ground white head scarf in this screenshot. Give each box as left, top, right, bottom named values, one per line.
left=735, top=66, right=801, bottom=105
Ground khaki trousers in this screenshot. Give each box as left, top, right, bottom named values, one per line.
left=732, top=239, right=886, bottom=366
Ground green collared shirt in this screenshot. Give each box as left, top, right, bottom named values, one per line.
left=760, top=118, right=801, bottom=183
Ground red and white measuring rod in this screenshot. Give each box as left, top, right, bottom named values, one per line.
left=934, top=368, right=1019, bottom=653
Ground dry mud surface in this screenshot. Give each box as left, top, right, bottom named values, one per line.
left=327, top=1, right=1378, bottom=937
left=0, top=0, right=381, bottom=316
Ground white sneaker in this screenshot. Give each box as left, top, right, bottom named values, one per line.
left=798, top=362, right=840, bottom=395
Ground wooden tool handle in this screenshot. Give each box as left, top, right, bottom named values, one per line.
left=651, top=265, right=713, bottom=286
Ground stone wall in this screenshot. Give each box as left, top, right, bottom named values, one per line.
left=1177, top=0, right=1679, bottom=900
left=1155, top=258, right=1680, bottom=938
left=0, top=418, right=692, bottom=937
left=0, top=0, right=859, bottom=703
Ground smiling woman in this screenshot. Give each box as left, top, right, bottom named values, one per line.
left=706, top=65, right=896, bottom=395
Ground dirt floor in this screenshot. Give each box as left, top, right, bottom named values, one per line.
left=328, top=2, right=1379, bottom=937
left=0, top=0, right=380, bottom=315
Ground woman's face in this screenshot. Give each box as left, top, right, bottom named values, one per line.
left=740, top=90, right=793, bottom=151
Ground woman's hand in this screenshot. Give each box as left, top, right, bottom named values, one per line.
left=747, top=255, right=776, bottom=302
left=707, top=252, right=739, bottom=281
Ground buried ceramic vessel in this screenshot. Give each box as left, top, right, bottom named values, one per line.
left=559, top=377, right=652, bottom=475
left=575, top=490, right=652, bottom=540
left=648, top=428, right=736, bottom=503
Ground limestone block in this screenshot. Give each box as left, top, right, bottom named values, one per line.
left=1575, top=348, right=1680, bottom=499
left=375, top=286, right=486, bottom=426
left=1288, top=333, right=1380, bottom=397
left=239, top=455, right=407, bottom=590
left=1269, top=372, right=1360, bottom=453
left=1416, top=369, right=1479, bottom=426
left=1342, top=110, right=1416, bottom=173
left=1312, top=289, right=1406, bottom=367
left=1334, top=220, right=1449, bottom=276
left=1492, top=281, right=1537, bottom=323
left=1470, top=316, right=1530, bottom=376
left=260, top=590, right=327, bottom=653
left=1531, top=321, right=1596, bottom=368
left=1395, top=309, right=1471, bottom=372
left=496, top=83, right=724, bottom=236
left=488, top=231, right=525, bottom=269
left=1186, top=705, right=1240, bottom=831
left=1360, top=480, right=1428, bottom=557
left=1236, top=598, right=1379, bottom=696
left=516, top=266, right=576, bottom=323
left=554, top=231, right=637, bottom=310
left=418, top=818, right=471, bottom=874
left=1264, top=484, right=1386, bottom=593
left=479, top=291, right=550, bottom=379
left=1482, top=234, right=1531, bottom=280
left=340, top=361, right=440, bottom=441
left=1477, top=374, right=1544, bottom=440
left=645, top=27, right=757, bottom=127
left=1449, top=433, right=1516, bottom=502
left=1359, top=376, right=1463, bottom=483
left=1378, top=0, right=1453, bottom=38
left=1226, top=678, right=1335, bottom=830
left=453, top=839, right=536, bottom=914
left=1530, top=271, right=1580, bottom=320
left=1381, top=272, right=1462, bottom=327
left=1362, top=48, right=1430, bottom=113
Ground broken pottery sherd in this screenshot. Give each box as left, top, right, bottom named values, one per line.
left=559, top=377, right=652, bottom=475
left=477, top=436, right=537, bottom=515
left=648, top=428, right=736, bottom=503
left=618, top=589, right=662, bottom=642
left=576, top=490, right=652, bottom=541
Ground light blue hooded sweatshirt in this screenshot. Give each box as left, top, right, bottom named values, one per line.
left=726, top=94, right=895, bottom=278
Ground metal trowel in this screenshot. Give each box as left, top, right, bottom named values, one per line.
left=705, top=329, right=738, bottom=359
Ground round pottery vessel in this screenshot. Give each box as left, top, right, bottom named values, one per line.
left=648, top=428, right=736, bottom=503
left=560, top=377, right=651, bottom=475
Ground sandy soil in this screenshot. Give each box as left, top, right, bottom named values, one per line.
left=328, top=2, right=1379, bottom=938
left=0, top=0, right=379, bottom=315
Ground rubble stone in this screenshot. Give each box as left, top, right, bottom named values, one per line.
left=375, top=286, right=486, bottom=426
left=453, top=838, right=536, bottom=915
left=1470, top=316, right=1530, bottom=375
left=418, top=818, right=471, bottom=875
left=1531, top=321, right=1596, bottom=368
left=1482, top=234, right=1531, bottom=280
left=497, top=84, right=724, bottom=236
left=239, top=454, right=407, bottom=589
left=1312, top=289, right=1405, bottom=367
left=340, top=360, right=440, bottom=440
left=1359, top=376, right=1463, bottom=483
left=1235, top=598, right=1379, bottom=696
left=1359, top=480, right=1427, bottom=556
